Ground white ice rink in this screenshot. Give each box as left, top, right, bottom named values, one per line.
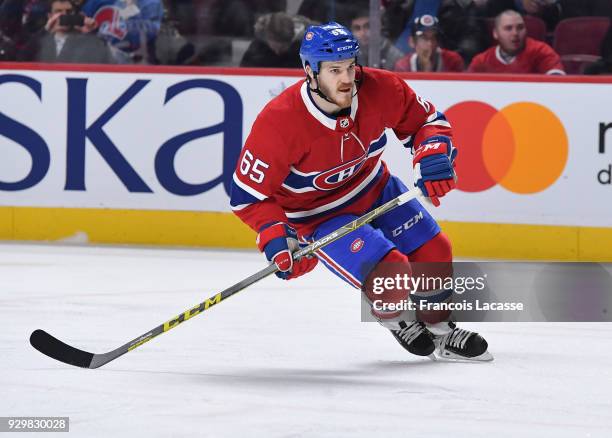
left=1, top=242, right=611, bottom=438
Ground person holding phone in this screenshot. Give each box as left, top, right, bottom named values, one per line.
left=19, top=0, right=114, bottom=63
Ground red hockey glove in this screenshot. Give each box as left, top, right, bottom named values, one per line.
left=413, top=136, right=458, bottom=207
left=256, top=223, right=318, bottom=280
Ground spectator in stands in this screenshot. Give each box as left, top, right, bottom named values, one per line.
left=19, top=0, right=114, bottom=63
left=382, top=0, right=489, bottom=63
left=348, top=7, right=403, bottom=70
left=0, top=0, right=48, bottom=50
left=469, top=9, right=565, bottom=74
left=154, top=2, right=196, bottom=65
left=478, top=0, right=562, bottom=30
left=394, top=14, right=464, bottom=72
left=240, top=11, right=301, bottom=68
left=80, top=0, right=163, bottom=64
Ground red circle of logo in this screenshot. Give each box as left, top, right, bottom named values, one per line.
left=445, top=100, right=568, bottom=194
left=351, top=238, right=364, bottom=253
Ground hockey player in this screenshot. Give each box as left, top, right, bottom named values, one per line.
left=230, top=22, right=492, bottom=361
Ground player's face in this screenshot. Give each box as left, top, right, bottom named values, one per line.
left=317, top=59, right=356, bottom=109
left=494, top=14, right=527, bottom=56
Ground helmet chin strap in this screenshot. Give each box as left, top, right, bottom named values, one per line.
left=306, top=64, right=364, bottom=108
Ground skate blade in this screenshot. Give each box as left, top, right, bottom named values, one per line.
left=430, top=350, right=494, bottom=363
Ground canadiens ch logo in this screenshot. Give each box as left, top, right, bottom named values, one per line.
left=312, top=153, right=367, bottom=191
left=350, top=238, right=364, bottom=253
left=421, top=15, right=436, bottom=26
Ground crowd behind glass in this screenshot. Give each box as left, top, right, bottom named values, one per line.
left=0, top=0, right=610, bottom=75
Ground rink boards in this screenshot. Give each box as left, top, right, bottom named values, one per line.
left=1, top=64, right=612, bottom=260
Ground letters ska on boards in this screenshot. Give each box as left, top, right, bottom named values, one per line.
left=0, top=76, right=243, bottom=195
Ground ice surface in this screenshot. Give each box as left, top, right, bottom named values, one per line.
left=1, top=243, right=611, bottom=437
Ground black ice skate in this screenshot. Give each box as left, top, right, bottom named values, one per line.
left=429, top=322, right=494, bottom=362
left=388, top=321, right=436, bottom=356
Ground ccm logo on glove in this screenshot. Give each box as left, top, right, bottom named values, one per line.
left=412, top=136, right=458, bottom=207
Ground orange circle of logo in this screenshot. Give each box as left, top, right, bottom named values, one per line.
left=445, top=101, right=569, bottom=194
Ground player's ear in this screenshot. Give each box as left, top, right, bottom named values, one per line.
left=408, top=36, right=416, bottom=49
left=305, top=64, right=314, bottom=82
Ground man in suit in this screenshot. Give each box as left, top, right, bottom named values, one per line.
left=22, top=0, right=114, bottom=63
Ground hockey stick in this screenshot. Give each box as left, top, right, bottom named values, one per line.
left=30, top=189, right=421, bottom=369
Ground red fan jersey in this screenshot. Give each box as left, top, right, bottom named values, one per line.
left=230, top=67, right=453, bottom=236
left=468, top=37, right=565, bottom=75
left=394, top=48, right=465, bottom=72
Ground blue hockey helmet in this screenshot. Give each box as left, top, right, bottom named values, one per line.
left=299, top=22, right=360, bottom=74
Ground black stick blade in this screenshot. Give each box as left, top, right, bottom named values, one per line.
left=30, top=329, right=94, bottom=368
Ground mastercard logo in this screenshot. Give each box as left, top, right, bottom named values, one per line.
left=445, top=101, right=568, bottom=194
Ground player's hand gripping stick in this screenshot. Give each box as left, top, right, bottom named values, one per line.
left=257, top=222, right=318, bottom=280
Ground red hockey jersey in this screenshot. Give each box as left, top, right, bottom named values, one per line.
left=468, top=37, right=565, bottom=75
left=230, top=67, right=453, bottom=236
left=394, top=48, right=465, bottom=72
